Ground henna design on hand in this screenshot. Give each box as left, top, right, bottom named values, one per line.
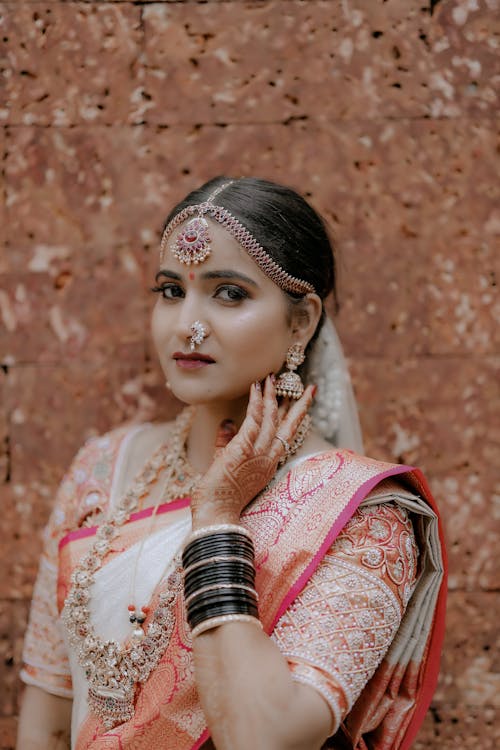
left=216, top=455, right=275, bottom=505
left=191, top=376, right=316, bottom=527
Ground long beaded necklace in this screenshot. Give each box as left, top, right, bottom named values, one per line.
left=62, top=408, right=198, bottom=729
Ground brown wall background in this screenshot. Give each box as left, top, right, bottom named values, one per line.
left=0, top=1, right=498, bottom=747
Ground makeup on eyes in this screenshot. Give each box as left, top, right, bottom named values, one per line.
left=151, top=282, right=249, bottom=303
left=215, top=285, right=248, bottom=302
left=152, top=269, right=256, bottom=304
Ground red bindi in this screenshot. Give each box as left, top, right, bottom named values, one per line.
left=189, top=272, right=195, bottom=281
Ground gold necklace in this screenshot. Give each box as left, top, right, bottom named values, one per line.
left=62, top=408, right=197, bottom=729
left=63, top=406, right=310, bottom=729
left=125, top=458, right=199, bottom=638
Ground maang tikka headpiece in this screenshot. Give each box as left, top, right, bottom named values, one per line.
left=160, top=180, right=316, bottom=296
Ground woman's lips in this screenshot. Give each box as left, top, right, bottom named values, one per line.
left=175, top=358, right=213, bottom=370
left=172, top=352, right=215, bottom=370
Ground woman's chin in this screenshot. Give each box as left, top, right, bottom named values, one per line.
left=169, top=384, right=251, bottom=408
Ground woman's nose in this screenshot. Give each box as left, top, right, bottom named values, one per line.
left=188, top=321, right=209, bottom=351
left=174, top=296, right=210, bottom=346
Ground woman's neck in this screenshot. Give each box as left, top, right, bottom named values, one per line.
left=186, top=398, right=248, bottom=473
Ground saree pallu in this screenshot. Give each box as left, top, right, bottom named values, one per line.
left=328, top=471, right=446, bottom=750
left=56, top=447, right=446, bottom=750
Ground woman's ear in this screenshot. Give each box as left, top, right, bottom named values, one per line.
left=290, top=293, right=323, bottom=347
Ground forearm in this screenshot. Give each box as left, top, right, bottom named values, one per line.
left=192, top=621, right=331, bottom=750
left=16, top=685, right=71, bottom=750
left=188, top=381, right=327, bottom=748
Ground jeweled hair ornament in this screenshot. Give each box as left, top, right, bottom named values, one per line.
left=160, top=181, right=316, bottom=296
left=173, top=217, right=211, bottom=265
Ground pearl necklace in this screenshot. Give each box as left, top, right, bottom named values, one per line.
left=62, top=408, right=197, bottom=729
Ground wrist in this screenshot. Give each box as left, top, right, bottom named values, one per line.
left=190, top=488, right=241, bottom=530
left=191, top=508, right=241, bottom=531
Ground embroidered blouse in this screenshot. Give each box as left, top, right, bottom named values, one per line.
left=21, top=427, right=419, bottom=735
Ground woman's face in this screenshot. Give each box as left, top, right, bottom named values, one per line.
left=151, top=220, right=294, bottom=406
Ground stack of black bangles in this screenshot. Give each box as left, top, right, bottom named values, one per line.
left=181, top=524, right=262, bottom=638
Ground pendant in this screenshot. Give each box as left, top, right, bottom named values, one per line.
left=88, top=685, right=135, bottom=729
left=172, top=216, right=211, bottom=265
left=128, top=604, right=149, bottom=642
left=131, top=626, right=145, bottom=642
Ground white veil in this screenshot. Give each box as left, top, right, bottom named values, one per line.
left=305, top=316, right=364, bottom=453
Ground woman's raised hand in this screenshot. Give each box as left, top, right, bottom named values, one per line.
left=190, top=375, right=316, bottom=529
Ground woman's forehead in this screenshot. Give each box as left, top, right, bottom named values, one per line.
left=164, top=217, right=272, bottom=283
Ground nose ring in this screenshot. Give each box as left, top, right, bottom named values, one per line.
left=189, top=320, right=208, bottom=351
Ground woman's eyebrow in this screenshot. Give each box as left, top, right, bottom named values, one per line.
left=201, top=270, right=258, bottom=287
left=155, top=270, right=182, bottom=281
left=154, top=269, right=259, bottom=287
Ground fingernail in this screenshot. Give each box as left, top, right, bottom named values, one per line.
left=221, top=419, right=235, bottom=430
left=254, top=380, right=261, bottom=391
left=311, top=385, right=318, bottom=397
left=270, top=373, right=276, bottom=384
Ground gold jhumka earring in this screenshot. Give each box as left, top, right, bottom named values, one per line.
left=275, top=343, right=306, bottom=399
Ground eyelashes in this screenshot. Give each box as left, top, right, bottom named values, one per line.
left=150, top=283, right=184, bottom=300
left=151, top=283, right=249, bottom=303
left=216, top=285, right=249, bottom=302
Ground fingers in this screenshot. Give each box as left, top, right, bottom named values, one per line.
left=277, top=399, right=288, bottom=422
left=279, top=385, right=316, bottom=438
left=234, top=380, right=264, bottom=449
left=215, top=378, right=316, bottom=467
left=254, top=375, right=279, bottom=452
left=270, top=384, right=317, bottom=462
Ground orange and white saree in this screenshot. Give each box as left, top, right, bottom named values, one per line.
left=21, top=423, right=446, bottom=750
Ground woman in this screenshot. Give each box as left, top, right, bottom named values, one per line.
left=17, top=177, right=447, bottom=750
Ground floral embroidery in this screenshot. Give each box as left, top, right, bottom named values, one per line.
left=331, top=502, right=419, bottom=601
left=271, top=502, right=419, bottom=728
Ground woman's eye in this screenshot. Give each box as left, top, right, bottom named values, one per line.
left=151, top=283, right=184, bottom=300
left=215, top=285, right=248, bottom=303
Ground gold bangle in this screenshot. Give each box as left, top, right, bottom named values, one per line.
left=185, top=523, right=253, bottom=545
left=191, top=613, right=263, bottom=639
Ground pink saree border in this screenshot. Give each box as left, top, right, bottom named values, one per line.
left=192, top=730, right=209, bottom=749
left=58, top=496, right=191, bottom=550
left=268, top=463, right=414, bottom=633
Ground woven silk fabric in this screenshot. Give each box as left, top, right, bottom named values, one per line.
left=21, top=424, right=446, bottom=750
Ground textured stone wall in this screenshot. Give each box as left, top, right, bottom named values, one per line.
left=0, top=1, right=498, bottom=747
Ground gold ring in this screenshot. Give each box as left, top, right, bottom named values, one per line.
left=274, top=434, right=290, bottom=453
